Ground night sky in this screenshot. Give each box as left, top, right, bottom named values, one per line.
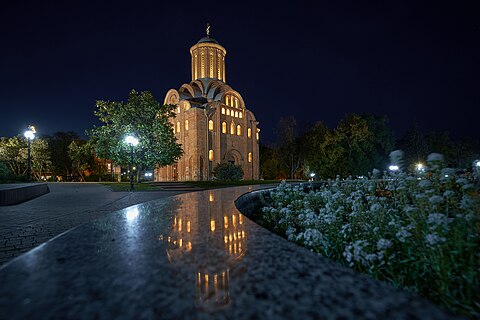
left=1, top=1, right=479, bottom=144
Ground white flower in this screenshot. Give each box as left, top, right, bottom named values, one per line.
left=424, top=234, right=446, bottom=246
left=377, top=238, right=392, bottom=251
left=427, top=153, right=444, bottom=162
left=370, top=203, right=382, bottom=212
left=429, top=195, right=444, bottom=204
left=418, top=180, right=432, bottom=188
left=396, top=229, right=412, bottom=243
left=443, top=190, right=455, bottom=198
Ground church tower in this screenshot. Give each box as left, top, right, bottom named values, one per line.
left=155, top=26, right=260, bottom=181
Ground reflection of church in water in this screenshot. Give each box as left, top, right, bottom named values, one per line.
left=159, top=190, right=247, bottom=309
left=155, top=25, right=260, bottom=181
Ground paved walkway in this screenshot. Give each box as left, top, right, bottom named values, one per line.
left=0, top=183, right=189, bottom=265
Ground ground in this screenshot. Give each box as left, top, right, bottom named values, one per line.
left=0, top=183, right=190, bottom=266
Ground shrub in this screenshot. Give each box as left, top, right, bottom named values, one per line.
left=261, top=154, right=479, bottom=318
left=212, top=163, right=244, bottom=181
left=0, top=163, right=15, bottom=182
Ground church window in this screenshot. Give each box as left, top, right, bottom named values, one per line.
left=222, top=122, right=227, bottom=133
left=185, top=120, right=189, bottom=131
left=226, top=109, right=230, bottom=116
left=235, top=98, right=239, bottom=108
left=237, top=125, right=241, bottom=136
left=230, top=122, right=235, bottom=135
left=201, top=50, right=205, bottom=78
left=248, top=152, right=252, bottom=163
left=226, top=96, right=230, bottom=106
left=248, top=128, right=252, bottom=138
left=235, top=111, right=238, bottom=118
left=208, top=120, right=214, bottom=131
left=176, top=121, right=180, bottom=133
left=217, top=54, right=222, bottom=79
left=221, top=107, right=225, bottom=114
left=194, top=54, right=198, bottom=79
left=177, top=106, right=180, bottom=113
left=239, top=112, right=243, bottom=118
left=209, top=52, right=214, bottom=78
left=184, top=103, right=190, bottom=111
left=209, top=150, right=214, bottom=161
left=256, top=129, right=260, bottom=140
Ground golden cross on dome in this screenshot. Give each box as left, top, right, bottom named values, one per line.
left=206, top=23, right=211, bottom=37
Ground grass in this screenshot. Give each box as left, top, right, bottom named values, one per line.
left=99, top=179, right=284, bottom=192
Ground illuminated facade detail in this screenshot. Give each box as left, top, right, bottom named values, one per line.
left=248, top=128, right=251, bottom=138
left=256, top=129, right=260, bottom=140
left=248, top=152, right=252, bottom=162
left=222, top=122, right=227, bottom=134
left=185, top=120, right=189, bottom=131
left=209, top=149, right=214, bottom=161
left=156, top=29, right=260, bottom=181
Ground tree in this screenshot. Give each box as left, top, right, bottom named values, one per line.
left=397, top=120, right=428, bottom=168
left=212, top=163, right=244, bottom=181
left=47, top=131, right=80, bottom=178
left=68, top=140, right=95, bottom=181
left=335, top=114, right=373, bottom=176
left=275, top=116, right=304, bottom=179
left=87, top=90, right=183, bottom=169
left=0, top=136, right=25, bottom=176
left=361, top=114, right=395, bottom=171
left=259, top=144, right=282, bottom=179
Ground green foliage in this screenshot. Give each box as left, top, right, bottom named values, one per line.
left=68, top=140, right=95, bottom=181
left=261, top=164, right=480, bottom=318
left=0, top=136, right=51, bottom=180
left=0, top=162, right=15, bottom=182
left=47, top=131, right=80, bottom=177
left=275, top=116, right=304, bottom=179
left=212, top=163, right=244, bottom=181
left=87, top=89, right=183, bottom=168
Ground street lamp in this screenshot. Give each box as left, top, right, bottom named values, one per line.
left=124, top=135, right=139, bottom=192
left=309, top=172, right=315, bottom=181
left=388, top=165, right=399, bottom=172
left=24, top=126, right=36, bottom=181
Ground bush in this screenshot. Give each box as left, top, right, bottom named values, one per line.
left=261, top=154, right=479, bottom=318
left=0, top=163, right=15, bottom=182
left=212, top=163, right=244, bottom=181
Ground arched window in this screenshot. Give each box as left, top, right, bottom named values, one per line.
left=208, top=120, right=214, bottom=131
left=184, top=103, right=190, bottom=111
left=185, top=120, right=189, bottom=131
left=248, top=128, right=252, bottom=138
left=230, top=122, right=235, bottom=135
left=256, top=129, right=260, bottom=140
left=248, top=152, right=252, bottom=163
left=239, top=112, right=243, bottom=118
left=226, top=109, right=230, bottom=116
left=177, top=106, right=180, bottom=113
left=235, top=97, right=239, bottom=108
left=222, top=122, right=227, bottom=133
left=226, top=96, right=229, bottom=106
left=237, top=125, right=241, bottom=136
left=221, top=107, right=225, bottom=114
left=176, top=122, right=180, bottom=133
left=235, top=111, right=238, bottom=118
left=209, top=150, right=214, bottom=161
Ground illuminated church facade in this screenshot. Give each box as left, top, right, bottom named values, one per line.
left=155, top=28, right=260, bottom=181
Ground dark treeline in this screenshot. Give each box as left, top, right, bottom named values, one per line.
left=0, top=131, right=109, bottom=182
left=260, top=114, right=480, bottom=180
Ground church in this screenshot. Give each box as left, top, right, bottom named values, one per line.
left=155, top=27, right=260, bottom=181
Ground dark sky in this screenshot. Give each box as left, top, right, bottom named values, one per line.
left=1, top=0, right=479, bottom=144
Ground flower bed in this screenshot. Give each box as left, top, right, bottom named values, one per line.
left=260, top=164, right=479, bottom=318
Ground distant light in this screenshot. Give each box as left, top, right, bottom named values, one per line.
left=475, top=160, right=480, bottom=167
left=389, top=165, right=399, bottom=171
left=416, top=163, right=424, bottom=170
left=144, top=172, right=153, bottom=177
left=124, top=135, right=139, bottom=146
left=132, top=166, right=136, bottom=170
left=24, top=129, right=35, bottom=140
left=310, top=172, right=316, bottom=178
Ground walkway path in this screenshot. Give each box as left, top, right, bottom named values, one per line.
left=0, top=183, right=189, bottom=265
left=0, top=185, right=459, bottom=319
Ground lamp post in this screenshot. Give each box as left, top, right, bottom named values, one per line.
left=124, top=135, right=139, bottom=192
left=24, top=126, right=36, bottom=181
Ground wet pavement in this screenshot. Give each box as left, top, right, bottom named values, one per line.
left=0, top=183, right=188, bottom=265
left=0, top=185, right=460, bottom=319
